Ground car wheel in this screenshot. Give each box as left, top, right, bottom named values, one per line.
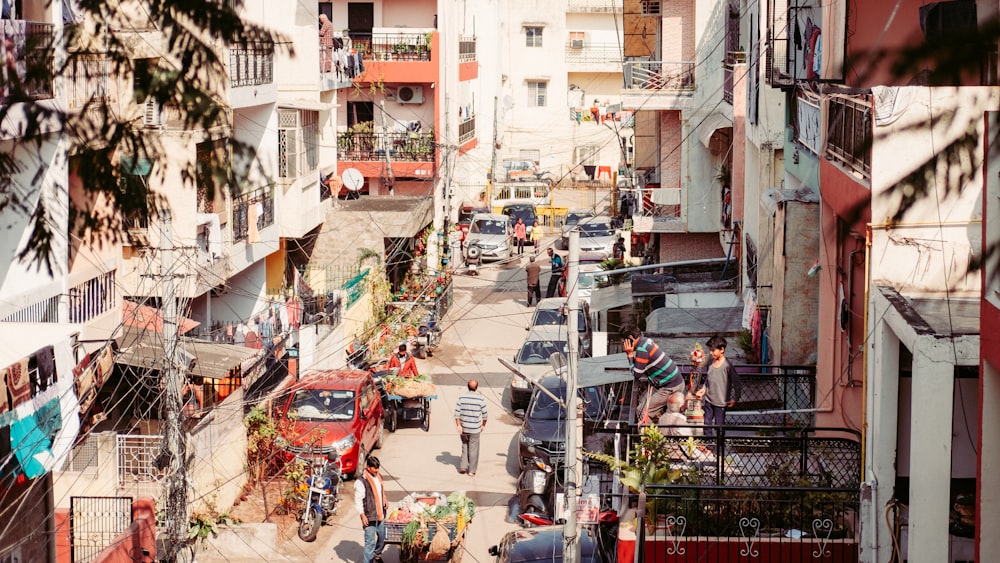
left=374, top=424, right=384, bottom=450
left=353, top=448, right=367, bottom=480
left=421, top=400, right=431, bottom=432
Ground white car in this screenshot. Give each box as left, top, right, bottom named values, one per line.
left=575, top=216, right=617, bottom=257
left=558, top=208, right=596, bottom=250
left=463, top=213, right=512, bottom=262
left=525, top=297, right=593, bottom=357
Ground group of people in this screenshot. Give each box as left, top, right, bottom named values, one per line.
left=622, top=324, right=742, bottom=434
left=523, top=246, right=564, bottom=306
left=510, top=217, right=544, bottom=256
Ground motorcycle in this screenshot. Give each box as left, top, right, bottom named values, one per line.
left=412, top=312, right=442, bottom=359
left=466, top=242, right=482, bottom=276
left=346, top=340, right=371, bottom=370
left=516, top=453, right=563, bottom=527
left=296, top=452, right=344, bottom=542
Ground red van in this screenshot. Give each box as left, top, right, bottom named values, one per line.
left=275, top=369, right=385, bottom=479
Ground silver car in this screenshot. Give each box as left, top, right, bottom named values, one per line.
left=575, top=215, right=617, bottom=257
left=464, top=213, right=511, bottom=262
left=508, top=325, right=570, bottom=412
left=558, top=208, right=596, bottom=250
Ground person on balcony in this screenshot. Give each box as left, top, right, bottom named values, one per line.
left=319, top=14, right=334, bottom=72
left=621, top=323, right=683, bottom=424
left=694, top=335, right=742, bottom=436
left=387, top=343, right=419, bottom=378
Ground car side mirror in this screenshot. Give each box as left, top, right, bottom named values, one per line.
left=488, top=546, right=499, bottom=557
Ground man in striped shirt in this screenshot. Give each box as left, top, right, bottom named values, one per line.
left=454, top=379, right=488, bottom=476
left=621, top=323, right=683, bottom=424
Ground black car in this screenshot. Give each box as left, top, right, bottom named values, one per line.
left=502, top=203, right=538, bottom=242
left=489, top=525, right=607, bottom=562
left=517, top=376, right=610, bottom=469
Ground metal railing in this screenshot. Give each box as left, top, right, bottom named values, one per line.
left=826, top=96, right=872, bottom=181
left=233, top=186, right=275, bottom=242
left=624, top=60, right=696, bottom=91
left=458, top=115, right=476, bottom=144
left=70, top=496, right=133, bottom=563
left=1, top=20, right=55, bottom=102
left=68, top=271, right=117, bottom=323
left=66, top=55, right=111, bottom=111
left=337, top=131, right=436, bottom=162
left=458, top=35, right=476, bottom=62
left=229, top=42, right=274, bottom=87
left=567, top=0, right=623, bottom=11
left=365, top=32, right=433, bottom=62
left=564, top=42, right=623, bottom=65
left=723, top=51, right=746, bottom=104
left=116, top=434, right=163, bottom=487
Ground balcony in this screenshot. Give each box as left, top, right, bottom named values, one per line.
left=567, top=0, right=623, bottom=12
left=233, top=187, right=275, bottom=243
left=723, top=51, right=746, bottom=105
left=629, top=184, right=685, bottom=233
left=66, top=55, right=111, bottom=112
left=565, top=42, right=623, bottom=70
left=338, top=130, right=436, bottom=163
left=1, top=20, right=55, bottom=103
left=622, top=61, right=695, bottom=111
left=320, top=41, right=357, bottom=90
left=458, top=115, right=476, bottom=145
left=227, top=41, right=275, bottom=107
left=826, top=96, right=872, bottom=182
left=366, top=32, right=433, bottom=62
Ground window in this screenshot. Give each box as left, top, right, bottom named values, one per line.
left=278, top=109, right=319, bottom=179
left=641, top=0, right=661, bottom=15
left=527, top=81, right=547, bottom=107
left=525, top=26, right=543, bottom=47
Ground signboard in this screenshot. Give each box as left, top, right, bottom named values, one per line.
left=555, top=493, right=601, bottom=524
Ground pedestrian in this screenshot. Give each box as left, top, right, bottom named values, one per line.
left=454, top=379, right=487, bottom=476
left=694, top=335, right=742, bottom=436
left=613, top=236, right=626, bottom=261
left=513, top=217, right=527, bottom=255
left=354, top=455, right=388, bottom=563
left=530, top=220, right=543, bottom=253
left=387, top=342, right=419, bottom=378
left=525, top=255, right=541, bottom=306
left=318, top=14, right=334, bottom=72
left=546, top=247, right=564, bottom=298
left=621, top=323, right=683, bottom=424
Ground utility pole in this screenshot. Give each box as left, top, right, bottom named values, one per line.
left=381, top=99, right=395, bottom=194
left=564, top=229, right=580, bottom=563
left=160, top=209, right=188, bottom=562
left=487, top=95, right=499, bottom=206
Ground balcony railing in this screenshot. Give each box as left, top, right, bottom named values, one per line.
left=365, top=32, right=432, bottom=62
left=1, top=20, right=55, bottom=102
left=723, top=50, right=746, bottom=104
left=564, top=42, right=623, bottom=65
left=458, top=115, right=476, bottom=144
left=67, top=55, right=111, bottom=112
left=337, top=131, right=436, bottom=162
left=624, top=60, right=695, bottom=91
left=458, top=35, right=476, bottom=62
left=69, top=271, right=117, bottom=324
left=826, top=96, right=872, bottom=181
left=567, top=0, right=623, bottom=12
left=229, top=42, right=274, bottom=87
left=233, top=186, right=275, bottom=242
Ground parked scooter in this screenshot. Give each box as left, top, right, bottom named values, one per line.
left=516, top=454, right=562, bottom=527
left=466, top=242, right=482, bottom=276
left=296, top=452, right=344, bottom=542
left=412, top=312, right=442, bottom=359
left=346, top=339, right=371, bottom=370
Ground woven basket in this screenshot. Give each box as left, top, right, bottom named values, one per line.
left=390, top=379, right=436, bottom=398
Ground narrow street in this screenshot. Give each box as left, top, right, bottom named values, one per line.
left=282, top=251, right=546, bottom=562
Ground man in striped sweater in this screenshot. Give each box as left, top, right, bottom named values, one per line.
left=454, top=379, right=488, bottom=476
left=621, top=323, right=684, bottom=424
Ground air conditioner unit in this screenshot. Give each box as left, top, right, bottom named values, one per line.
left=570, top=39, right=584, bottom=49
left=143, top=98, right=162, bottom=127
left=397, top=86, right=424, bottom=104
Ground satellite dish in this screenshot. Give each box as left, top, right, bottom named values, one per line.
left=342, top=168, right=364, bottom=192
left=502, top=95, right=514, bottom=109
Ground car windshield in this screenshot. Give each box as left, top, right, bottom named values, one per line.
left=472, top=220, right=507, bottom=235
left=289, top=389, right=355, bottom=421
left=459, top=209, right=486, bottom=224
left=506, top=208, right=535, bottom=221
left=528, top=388, right=565, bottom=420
left=516, top=339, right=569, bottom=364
left=579, top=223, right=613, bottom=236
left=532, top=308, right=587, bottom=328
left=564, top=212, right=593, bottom=226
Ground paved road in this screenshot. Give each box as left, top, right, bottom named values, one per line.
left=268, top=252, right=546, bottom=562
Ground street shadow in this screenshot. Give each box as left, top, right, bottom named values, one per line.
left=435, top=451, right=461, bottom=471
left=333, top=540, right=363, bottom=562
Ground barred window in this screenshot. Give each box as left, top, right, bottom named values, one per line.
left=278, top=109, right=319, bottom=179
left=527, top=81, right=547, bottom=107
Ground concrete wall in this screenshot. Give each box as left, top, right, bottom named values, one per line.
left=770, top=201, right=819, bottom=365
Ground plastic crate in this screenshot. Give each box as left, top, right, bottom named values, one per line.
left=385, top=520, right=458, bottom=544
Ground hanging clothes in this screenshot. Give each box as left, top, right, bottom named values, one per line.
left=247, top=203, right=261, bottom=243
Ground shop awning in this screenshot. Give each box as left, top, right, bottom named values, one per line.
left=278, top=99, right=334, bottom=112
left=337, top=196, right=433, bottom=238
left=577, top=353, right=633, bottom=388
left=115, top=330, right=261, bottom=379
left=122, top=300, right=200, bottom=335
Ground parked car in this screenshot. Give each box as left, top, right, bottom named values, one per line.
left=558, top=208, right=596, bottom=250
left=501, top=203, right=538, bottom=243
left=464, top=213, right=512, bottom=262
left=489, top=525, right=608, bottom=562
left=509, top=325, right=570, bottom=412
left=517, top=375, right=611, bottom=469
left=575, top=216, right=617, bottom=257
left=274, top=369, right=384, bottom=479
left=525, top=297, right=593, bottom=357
left=456, top=202, right=490, bottom=244
left=557, top=252, right=610, bottom=304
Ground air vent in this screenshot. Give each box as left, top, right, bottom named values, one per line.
left=397, top=86, right=424, bottom=104
left=143, top=98, right=162, bottom=127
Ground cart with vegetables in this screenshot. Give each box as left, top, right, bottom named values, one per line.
left=384, top=491, right=475, bottom=563
left=380, top=374, right=437, bottom=433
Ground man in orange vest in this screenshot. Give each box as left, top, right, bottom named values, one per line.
left=387, top=343, right=419, bottom=378
left=354, top=456, right=388, bottom=563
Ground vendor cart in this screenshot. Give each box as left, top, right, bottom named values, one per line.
left=384, top=492, right=474, bottom=563
left=385, top=393, right=433, bottom=433
left=385, top=518, right=466, bottom=563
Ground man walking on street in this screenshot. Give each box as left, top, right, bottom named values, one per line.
left=546, top=247, right=564, bottom=298
left=454, top=379, right=487, bottom=476
left=525, top=255, right=541, bottom=306
left=621, top=323, right=684, bottom=424
left=354, top=456, right=388, bottom=563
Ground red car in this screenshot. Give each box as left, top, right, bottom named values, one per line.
left=275, top=369, right=385, bottom=479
